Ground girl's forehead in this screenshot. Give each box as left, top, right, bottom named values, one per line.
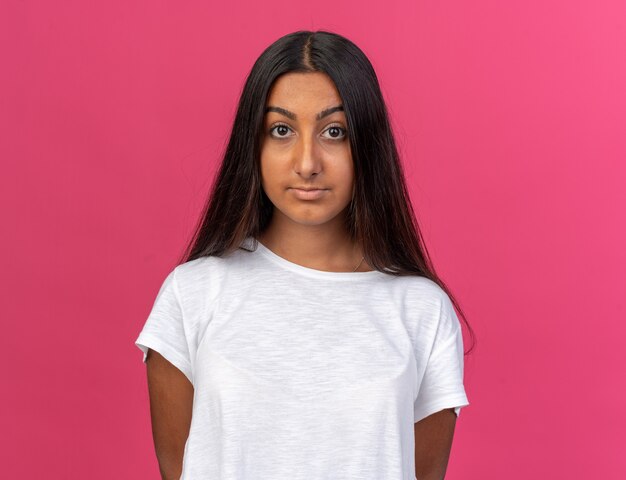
left=266, top=72, right=341, bottom=102
left=263, top=104, right=344, bottom=122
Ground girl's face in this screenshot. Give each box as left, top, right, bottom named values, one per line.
left=260, top=72, right=354, bottom=228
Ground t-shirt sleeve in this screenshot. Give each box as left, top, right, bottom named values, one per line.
left=413, top=291, right=470, bottom=423
left=134, top=267, right=194, bottom=384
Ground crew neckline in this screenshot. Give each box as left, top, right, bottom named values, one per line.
left=247, top=237, right=388, bottom=280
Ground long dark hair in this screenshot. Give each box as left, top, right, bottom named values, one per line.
left=177, top=30, right=476, bottom=355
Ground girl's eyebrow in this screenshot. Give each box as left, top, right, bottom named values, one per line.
left=264, top=105, right=344, bottom=121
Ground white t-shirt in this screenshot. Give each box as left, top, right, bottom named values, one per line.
left=135, top=236, right=469, bottom=479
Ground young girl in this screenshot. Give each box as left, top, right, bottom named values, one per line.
left=135, top=30, right=475, bottom=480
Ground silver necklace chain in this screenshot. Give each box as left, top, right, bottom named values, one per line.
left=352, top=256, right=365, bottom=272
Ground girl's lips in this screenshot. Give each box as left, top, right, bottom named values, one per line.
left=289, top=188, right=328, bottom=200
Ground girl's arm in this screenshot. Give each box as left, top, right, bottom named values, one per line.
left=414, top=408, right=457, bottom=480
left=146, top=348, right=194, bottom=480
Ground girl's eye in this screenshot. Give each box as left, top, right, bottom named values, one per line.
left=322, top=125, right=347, bottom=140
left=269, top=123, right=293, bottom=138
left=268, top=123, right=347, bottom=140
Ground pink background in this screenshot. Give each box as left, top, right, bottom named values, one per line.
left=2, top=1, right=625, bottom=478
